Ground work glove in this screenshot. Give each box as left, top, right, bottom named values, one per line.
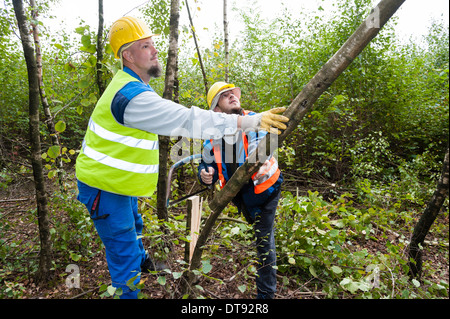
left=241, top=107, right=289, bottom=135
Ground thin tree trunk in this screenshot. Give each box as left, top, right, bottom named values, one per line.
left=156, top=0, right=180, bottom=222
left=223, top=0, right=229, bottom=82
left=96, top=0, right=106, bottom=95
left=187, top=0, right=406, bottom=285
left=408, top=146, right=449, bottom=278
left=30, top=0, right=64, bottom=189
left=186, top=0, right=208, bottom=97
left=13, top=0, right=53, bottom=283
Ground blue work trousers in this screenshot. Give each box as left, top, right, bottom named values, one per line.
left=77, top=181, right=146, bottom=299
left=253, top=189, right=280, bottom=299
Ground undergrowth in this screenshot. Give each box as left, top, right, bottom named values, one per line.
left=1, top=179, right=448, bottom=299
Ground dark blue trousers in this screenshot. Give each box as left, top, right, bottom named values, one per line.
left=253, top=189, right=280, bottom=299
left=77, top=181, right=146, bottom=299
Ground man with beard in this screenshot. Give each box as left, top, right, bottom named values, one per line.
left=198, top=82, right=284, bottom=299
left=75, top=17, right=288, bottom=299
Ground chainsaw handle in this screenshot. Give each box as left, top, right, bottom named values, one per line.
left=165, top=154, right=203, bottom=206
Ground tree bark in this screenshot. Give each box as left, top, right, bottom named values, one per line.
left=187, top=0, right=406, bottom=278
left=156, top=0, right=180, bottom=222
left=13, top=0, right=53, bottom=283
left=30, top=0, right=64, bottom=189
left=223, top=0, right=229, bottom=82
left=96, top=0, right=106, bottom=95
left=408, top=146, right=449, bottom=278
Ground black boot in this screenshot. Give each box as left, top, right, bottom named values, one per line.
left=141, top=256, right=168, bottom=273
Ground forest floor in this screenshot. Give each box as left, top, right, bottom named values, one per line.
left=0, top=172, right=448, bottom=300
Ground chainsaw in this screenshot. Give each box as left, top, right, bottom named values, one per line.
left=165, top=154, right=211, bottom=207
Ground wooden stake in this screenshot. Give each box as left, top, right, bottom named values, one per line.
left=186, top=196, right=203, bottom=263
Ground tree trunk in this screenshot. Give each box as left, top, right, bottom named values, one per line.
left=13, top=0, right=53, bottom=283
left=187, top=0, right=406, bottom=282
left=408, top=146, right=449, bottom=278
left=223, top=0, right=229, bottom=82
left=30, top=0, right=64, bottom=189
left=156, top=0, right=180, bottom=222
left=186, top=0, right=208, bottom=97
left=96, top=0, right=106, bottom=95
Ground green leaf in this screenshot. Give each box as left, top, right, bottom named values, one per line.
left=238, top=285, right=247, bottom=293
left=47, top=145, right=60, bottom=159
left=172, top=272, right=183, bottom=279
left=309, top=265, right=318, bottom=278
left=201, top=260, right=212, bottom=274
left=55, top=120, right=66, bottom=133
left=81, top=35, right=91, bottom=47
left=157, top=276, right=166, bottom=285
left=75, top=26, right=87, bottom=35
left=48, top=170, right=57, bottom=179
left=331, top=266, right=343, bottom=274
left=230, top=226, right=240, bottom=235
left=81, top=99, right=91, bottom=107
left=70, top=252, right=81, bottom=262
left=330, top=95, right=347, bottom=107
left=78, top=80, right=90, bottom=89
left=107, top=285, right=116, bottom=296
left=329, top=229, right=340, bottom=237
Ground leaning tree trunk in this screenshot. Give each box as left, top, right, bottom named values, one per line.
left=13, top=0, right=53, bottom=283
left=408, top=146, right=449, bottom=278
left=186, top=0, right=407, bottom=289
left=156, top=0, right=180, bottom=222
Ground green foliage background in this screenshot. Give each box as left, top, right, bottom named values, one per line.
left=0, top=0, right=448, bottom=299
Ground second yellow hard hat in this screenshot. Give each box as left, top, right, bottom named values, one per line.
left=207, top=82, right=241, bottom=110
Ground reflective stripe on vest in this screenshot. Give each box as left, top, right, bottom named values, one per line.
left=75, top=70, right=159, bottom=197
left=252, top=157, right=281, bottom=194
left=82, top=141, right=159, bottom=174
left=88, top=118, right=159, bottom=151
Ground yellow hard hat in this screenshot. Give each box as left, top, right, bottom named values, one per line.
left=207, top=82, right=241, bottom=110
left=109, top=16, right=158, bottom=59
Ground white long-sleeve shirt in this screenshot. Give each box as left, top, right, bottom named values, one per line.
left=123, top=90, right=239, bottom=140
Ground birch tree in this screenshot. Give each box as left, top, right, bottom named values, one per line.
left=156, top=0, right=181, bottom=222
left=30, top=0, right=64, bottom=189
left=223, top=0, right=229, bottom=82
left=186, top=0, right=208, bottom=97
left=96, top=0, right=106, bottom=95
left=13, top=0, right=53, bottom=283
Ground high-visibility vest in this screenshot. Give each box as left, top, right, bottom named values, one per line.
left=75, top=70, right=159, bottom=197
left=211, top=111, right=281, bottom=194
